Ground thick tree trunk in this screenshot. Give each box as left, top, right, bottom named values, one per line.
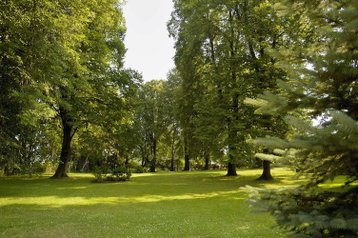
left=125, top=157, right=129, bottom=168
left=258, top=160, right=273, bottom=180
left=183, top=144, right=190, bottom=171
left=52, top=121, right=72, bottom=178
left=226, top=162, right=237, bottom=176
left=149, top=161, right=156, bottom=172
left=204, top=151, right=210, bottom=170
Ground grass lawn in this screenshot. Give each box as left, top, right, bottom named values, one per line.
left=0, top=168, right=299, bottom=238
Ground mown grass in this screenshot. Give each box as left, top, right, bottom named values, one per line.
left=0, top=168, right=299, bottom=238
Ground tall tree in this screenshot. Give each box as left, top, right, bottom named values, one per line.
left=136, top=80, right=173, bottom=172
left=0, top=0, right=134, bottom=178
left=245, top=0, right=358, bottom=236
left=47, top=0, right=129, bottom=178
left=0, top=0, right=61, bottom=175
left=169, top=0, right=291, bottom=175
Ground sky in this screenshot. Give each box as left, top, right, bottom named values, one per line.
left=122, top=0, right=175, bottom=82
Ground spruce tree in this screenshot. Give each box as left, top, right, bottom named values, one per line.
left=245, top=0, right=358, bottom=237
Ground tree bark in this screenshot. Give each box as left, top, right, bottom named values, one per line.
left=204, top=151, right=210, bottom=170
left=226, top=162, right=237, bottom=176
left=183, top=144, right=190, bottom=171
left=51, top=120, right=72, bottom=178
left=149, top=138, right=157, bottom=172
left=258, top=160, right=273, bottom=180
left=226, top=94, right=239, bottom=176
left=170, top=140, right=175, bottom=171
left=52, top=105, right=75, bottom=179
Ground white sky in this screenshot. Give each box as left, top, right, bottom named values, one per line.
left=122, top=0, right=175, bottom=82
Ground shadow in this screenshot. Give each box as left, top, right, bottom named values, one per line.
left=0, top=169, right=299, bottom=206
left=0, top=170, right=291, bottom=237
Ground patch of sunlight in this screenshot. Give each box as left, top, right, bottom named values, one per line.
left=67, top=173, right=93, bottom=178
left=319, top=183, right=344, bottom=189
left=56, top=186, right=89, bottom=190
left=319, top=176, right=358, bottom=189
left=131, top=173, right=162, bottom=178
left=237, top=224, right=250, bottom=230
left=262, top=179, right=305, bottom=189
left=0, top=196, right=119, bottom=208
left=0, top=190, right=242, bottom=208
left=240, top=167, right=296, bottom=177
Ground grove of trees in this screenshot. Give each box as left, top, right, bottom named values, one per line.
left=1, top=0, right=357, bottom=237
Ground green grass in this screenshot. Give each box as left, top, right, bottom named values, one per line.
left=0, top=168, right=299, bottom=238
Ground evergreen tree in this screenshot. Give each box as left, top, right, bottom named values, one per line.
left=245, top=0, right=358, bottom=236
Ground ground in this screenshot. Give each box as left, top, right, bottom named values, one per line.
left=0, top=168, right=299, bottom=238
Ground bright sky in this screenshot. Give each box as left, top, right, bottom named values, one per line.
left=122, top=0, right=175, bottom=82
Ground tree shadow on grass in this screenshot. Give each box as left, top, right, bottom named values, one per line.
left=0, top=168, right=300, bottom=203
left=0, top=170, right=292, bottom=238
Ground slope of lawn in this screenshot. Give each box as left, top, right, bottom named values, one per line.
left=0, top=168, right=299, bottom=238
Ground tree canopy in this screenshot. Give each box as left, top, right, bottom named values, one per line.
left=1, top=1, right=357, bottom=236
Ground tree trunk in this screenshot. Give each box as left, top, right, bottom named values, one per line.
left=125, top=156, right=129, bottom=168
left=204, top=151, right=210, bottom=170
left=258, top=160, right=273, bottom=180
left=149, top=139, right=157, bottom=172
left=170, top=140, right=175, bottom=171
left=183, top=144, right=190, bottom=171
left=140, top=146, right=148, bottom=167
left=52, top=121, right=72, bottom=178
left=226, top=162, right=237, bottom=176
left=226, top=94, right=239, bottom=176
left=150, top=161, right=156, bottom=172
left=80, top=156, right=89, bottom=172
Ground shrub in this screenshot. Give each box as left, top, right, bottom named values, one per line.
left=92, top=166, right=105, bottom=183
left=92, top=166, right=131, bottom=183
left=107, top=167, right=131, bottom=182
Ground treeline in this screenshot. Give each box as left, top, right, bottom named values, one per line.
left=1, top=0, right=357, bottom=236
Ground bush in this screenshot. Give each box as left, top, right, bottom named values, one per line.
left=92, top=166, right=105, bottom=183
left=107, top=167, right=131, bottom=182
left=133, top=165, right=144, bottom=173
left=92, top=166, right=131, bottom=183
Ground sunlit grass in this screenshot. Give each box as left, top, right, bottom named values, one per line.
left=0, top=168, right=298, bottom=238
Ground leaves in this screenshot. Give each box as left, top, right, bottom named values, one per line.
left=245, top=0, right=358, bottom=236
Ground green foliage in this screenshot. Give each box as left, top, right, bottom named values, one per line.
left=245, top=0, right=358, bottom=237
left=169, top=0, right=291, bottom=174
left=0, top=0, right=141, bottom=178
left=245, top=185, right=358, bottom=238
left=92, top=166, right=131, bottom=183
left=133, top=79, right=180, bottom=172
left=107, top=167, right=132, bottom=182
left=92, top=166, right=106, bottom=183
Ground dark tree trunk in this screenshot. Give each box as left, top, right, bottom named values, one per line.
left=52, top=121, right=72, bottom=179
left=149, top=139, right=157, bottom=172
left=204, top=151, right=210, bottom=170
left=150, top=160, right=156, bottom=172
left=226, top=93, right=239, bottom=177
left=170, top=141, right=175, bottom=171
left=226, top=162, right=237, bottom=176
left=125, top=157, right=129, bottom=168
left=183, top=144, right=190, bottom=171
left=258, top=160, right=273, bottom=180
